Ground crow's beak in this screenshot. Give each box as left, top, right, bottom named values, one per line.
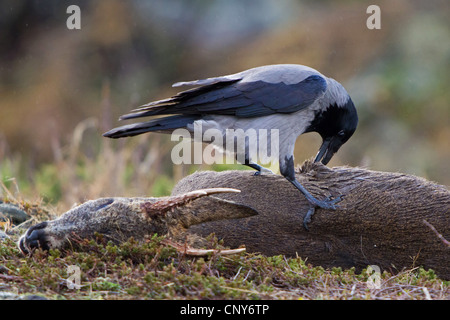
left=314, top=138, right=335, bottom=165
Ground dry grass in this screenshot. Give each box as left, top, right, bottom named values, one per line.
left=1, top=121, right=177, bottom=213
left=0, top=99, right=244, bottom=214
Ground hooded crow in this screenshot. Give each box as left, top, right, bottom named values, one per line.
left=104, top=64, right=358, bottom=229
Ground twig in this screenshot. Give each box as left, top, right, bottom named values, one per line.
left=423, top=220, right=450, bottom=247
left=0, top=274, right=24, bottom=282
left=162, top=239, right=246, bottom=256
left=219, top=286, right=261, bottom=296
left=0, top=179, right=18, bottom=202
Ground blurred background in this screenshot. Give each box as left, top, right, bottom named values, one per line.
left=0, top=0, right=449, bottom=211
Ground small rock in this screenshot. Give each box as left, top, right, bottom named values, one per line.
left=20, top=294, right=48, bottom=300
left=0, top=291, right=19, bottom=300
left=0, top=292, right=48, bottom=300
left=0, top=203, right=30, bottom=225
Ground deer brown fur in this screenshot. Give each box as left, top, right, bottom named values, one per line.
left=173, top=161, right=450, bottom=279
left=18, top=161, right=449, bottom=279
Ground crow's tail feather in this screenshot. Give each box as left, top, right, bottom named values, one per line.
left=103, top=114, right=198, bottom=139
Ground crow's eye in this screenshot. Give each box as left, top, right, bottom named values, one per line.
left=337, top=130, right=345, bottom=137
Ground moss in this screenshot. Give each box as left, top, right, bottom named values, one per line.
left=1, top=203, right=449, bottom=300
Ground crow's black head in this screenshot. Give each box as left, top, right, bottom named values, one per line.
left=306, top=97, right=358, bottom=165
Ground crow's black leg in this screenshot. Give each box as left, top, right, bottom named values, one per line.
left=288, top=178, right=341, bottom=209
left=280, top=155, right=341, bottom=230
left=245, top=162, right=274, bottom=175
left=245, top=162, right=264, bottom=173
left=240, top=154, right=274, bottom=175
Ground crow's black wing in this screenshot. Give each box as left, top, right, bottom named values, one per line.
left=120, top=75, right=327, bottom=120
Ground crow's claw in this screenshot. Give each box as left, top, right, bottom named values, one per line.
left=303, top=195, right=343, bottom=230
left=312, top=195, right=342, bottom=210
left=303, top=207, right=315, bottom=231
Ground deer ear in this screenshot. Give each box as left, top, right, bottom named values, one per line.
left=141, top=188, right=258, bottom=226
left=173, top=196, right=258, bottom=229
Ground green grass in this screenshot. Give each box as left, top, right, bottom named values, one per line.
left=0, top=197, right=448, bottom=300
left=1, top=233, right=448, bottom=300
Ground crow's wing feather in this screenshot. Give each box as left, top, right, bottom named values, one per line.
left=103, top=115, right=199, bottom=138
left=120, top=74, right=327, bottom=120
